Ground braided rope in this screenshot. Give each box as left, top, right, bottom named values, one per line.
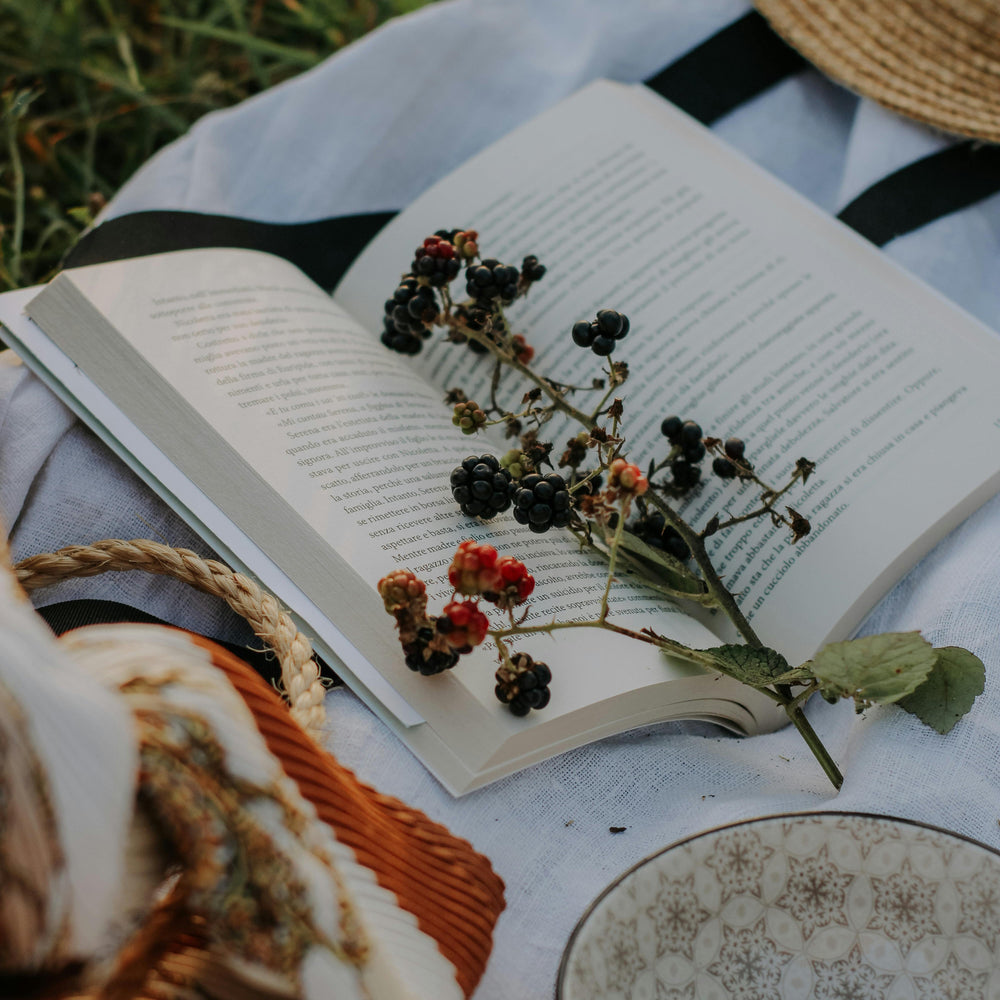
left=13, top=539, right=327, bottom=738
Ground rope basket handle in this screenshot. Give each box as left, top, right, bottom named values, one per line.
left=13, top=538, right=327, bottom=738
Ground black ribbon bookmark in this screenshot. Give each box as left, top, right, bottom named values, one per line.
left=837, top=141, right=1000, bottom=246
left=38, top=598, right=339, bottom=687
left=645, top=10, right=807, bottom=125
left=64, top=209, right=396, bottom=293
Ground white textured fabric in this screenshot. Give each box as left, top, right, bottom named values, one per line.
left=5, top=2, right=1000, bottom=997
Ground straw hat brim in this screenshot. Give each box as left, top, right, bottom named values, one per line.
left=755, top=0, right=1000, bottom=143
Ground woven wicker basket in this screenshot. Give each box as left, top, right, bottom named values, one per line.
left=4, top=537, right=504, bottom=1000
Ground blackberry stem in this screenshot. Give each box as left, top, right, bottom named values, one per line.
left=781, top=685, right=843, bottom=789
left=587, top=380, right=620, bottom=425
left=643, top=490, right=763, bottom=647
left=454, top=315, right=594, bottom=428
left=705, top=464, right=806, bottom=535
left=599, top=500, right=629, bottom=621
left=490, top=617, right=720, bottom=668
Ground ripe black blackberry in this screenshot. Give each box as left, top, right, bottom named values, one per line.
left=713, top=456, right=737, bottom=479
left=631, top=510, right=691, bottom=561
left=454, top=303, right=494, bottom=355
left=403, top=626, right=459, bottom=675
left=511, top=472, right=572, bottom=533
left=381, top=276, right=438, bottom=354
left=660, top=415, right=683, bottom=441
left=466, top=258, right=521, bottom=306
left=571, top=309, right=630, bottom=356
left=520, top=254, right=546, bottom=284
left=679, top=419, right=702, bottom=449
left=411, top=235, right=462, bottom=287
left=495, top=653, right=552, bottom=716
left=450, top=454, right=512, bottom=519
left=713, top=438, right=750, bottom=479
left=671, top=458, right=701, bottom=490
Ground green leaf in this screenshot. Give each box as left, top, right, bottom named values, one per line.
left=703, top=644, right=791, bottom=688
left=898, top=646, right=985, bottom=734
left=810, top=632, right=936, bottom=705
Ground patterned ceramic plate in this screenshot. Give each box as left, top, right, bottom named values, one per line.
left=558, top=812, right=1000, bottom=1000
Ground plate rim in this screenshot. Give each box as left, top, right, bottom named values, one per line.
left=555, top=808, right=1000, bottom=1000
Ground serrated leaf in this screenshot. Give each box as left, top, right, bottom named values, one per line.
left=810, top=632, right=935, bottom=704
left=703, top=644, right=791, bottom=688
left=898, top=646, right=985, bottom=734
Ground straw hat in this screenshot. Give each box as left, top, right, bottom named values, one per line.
left=754, top=0, right=1000, bottom=142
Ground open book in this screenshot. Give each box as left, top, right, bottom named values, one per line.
left=5, top=80, right=1000, bottom=794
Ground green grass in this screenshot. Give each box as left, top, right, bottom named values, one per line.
left=0, top=0, right=434, bottom=290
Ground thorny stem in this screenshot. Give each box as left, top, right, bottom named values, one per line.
left=643, top=490, right=763, bottom=647
left=489, top=616, right=719, bottom=667
left=709, top=471, right=805, bottom=534
left=454, top=319, right=595, bottom=428
left=587, top=380, right=621, bottom=425
left=599, top=502, right=628, bottom=620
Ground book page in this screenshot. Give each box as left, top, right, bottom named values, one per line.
left=337, top=80, right=1000, bottom=665
left=23, top=248, right=775, bottom=792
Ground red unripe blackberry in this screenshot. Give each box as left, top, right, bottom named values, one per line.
left=487, top=555, right=535, bottom=609
left=412, top=235, right=462, bottom=287
left=448, top=539, right=501, bottom=596
left=511, top=472, right=572, bottom=533
left=511, top=333, right=534, bottom=364
left=450, top=454, right=512, bottom=519
left=440, top=599, right=490, bottom=651
left=608, top=458, right=649, bottom=496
